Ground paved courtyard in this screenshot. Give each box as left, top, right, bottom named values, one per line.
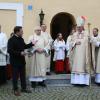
left=0, top=74, right=100, bottom=100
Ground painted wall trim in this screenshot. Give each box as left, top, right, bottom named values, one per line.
left=0, top=2, right=23, bottom=26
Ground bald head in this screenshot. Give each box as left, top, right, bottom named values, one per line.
left=34, top=26, right=41, bottom=35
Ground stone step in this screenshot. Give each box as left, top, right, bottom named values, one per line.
left=46, top=79, right=71, bottom=86
left=46, top=74, right=71, bottom=86
left=46, top=74, right=70, bottom=80
left=45, top=74, right=95, bottom=86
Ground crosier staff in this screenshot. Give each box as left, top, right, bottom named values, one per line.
left=87, top=23, right=92, bottom=88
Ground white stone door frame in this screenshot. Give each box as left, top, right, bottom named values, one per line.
left=0, top=2, right=23, bottom=26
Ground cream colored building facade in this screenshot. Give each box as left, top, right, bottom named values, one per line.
left=0, top=0, right=100, bottom=73
left=0, top=0, right=100, bottom=41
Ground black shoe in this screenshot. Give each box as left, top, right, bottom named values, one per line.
left=46, top=72, right=51, bottom=75
left=95, top=83, right=100, bottom=86
left=13, top=90, right=21, bottom=96
left=31, top=82, right=37, bottom=88
left=21, top=89, right=32, bottom=93
left=73, top=84, right=87, bottom=87
left=38, top=81, right=46, bottom=87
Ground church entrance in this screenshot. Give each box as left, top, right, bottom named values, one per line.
left=50, top=12, right=76, bottom=73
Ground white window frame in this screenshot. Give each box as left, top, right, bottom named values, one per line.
left=0, top=2, right=23, bottom=26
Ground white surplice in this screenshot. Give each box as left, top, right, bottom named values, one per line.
left=0, top=32, right=7, bottom=66
left=90, top=35, right=100, bottom=83
left=28, top=33, right=47, bottom=82
left=53, top=39, right=66, bottom=61
left=66, top=35, right=75, bottom=69
left=70, top=31, right=90, bottom=85
left=41, top=31, right=53, bottom=72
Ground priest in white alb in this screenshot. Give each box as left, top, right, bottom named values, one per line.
left=90, top=28, right=100, bottom=84
left=70, top=16, right=91, bottom=86
left=41, top=24, right=53, bottom=75
left=28, top=26, right=48, bottom=88
left=66, top=27, right=76, bottom=73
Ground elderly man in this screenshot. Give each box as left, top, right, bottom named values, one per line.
left=28, top=26, right=48, bottom=88
left=70, top=16, right=91, bottom=86
left=41, top=24, right=53, bottom=75
left=0, top=25, right=7, bottom=85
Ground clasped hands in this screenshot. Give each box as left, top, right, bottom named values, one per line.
left=36, top=48, right=44, bottom=53
left=75, top=41, right=81, bottom=45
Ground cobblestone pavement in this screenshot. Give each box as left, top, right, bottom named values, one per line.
left=0, top=80, right=100, bottom=100
left=0, top=74, right=100, bottom=100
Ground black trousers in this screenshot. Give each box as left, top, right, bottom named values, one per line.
left=12, top=65, right=26, bottom=90
left=0, top=66, right=7, bottom=85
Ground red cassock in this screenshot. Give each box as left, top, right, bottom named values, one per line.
left=65, top=57, right=71, bottom=73
left=55, top=60, right=64, bottom=73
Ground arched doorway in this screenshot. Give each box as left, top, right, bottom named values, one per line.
left=50, top=12, right=76, bottom=73
left=50, top=12, right=76, bottom=40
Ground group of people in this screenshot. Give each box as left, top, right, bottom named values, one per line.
left=0, top=16, right=100, bottom=96
left=66, top=17, right=100, bottom=86
left=0, top=24, right=53, bottom=96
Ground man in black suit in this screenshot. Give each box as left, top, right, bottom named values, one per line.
left=8, top=26, right=36, bottom=96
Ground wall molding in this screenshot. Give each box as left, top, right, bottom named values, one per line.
left=0, top=2, right=23, bottom=26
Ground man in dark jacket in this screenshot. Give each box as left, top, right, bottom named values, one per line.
left=8, top=26, right=36, bottom=96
